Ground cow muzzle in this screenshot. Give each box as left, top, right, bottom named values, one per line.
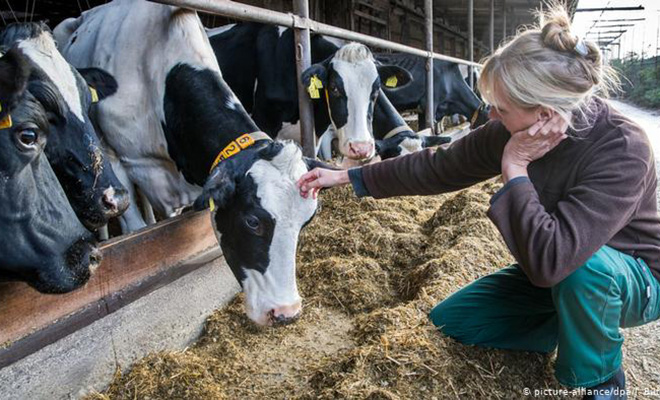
left=100, top=186, right=130, bottom=218
left=267, top=301, right=303, bottom=326
left=347, top=140, right=375, bottom=161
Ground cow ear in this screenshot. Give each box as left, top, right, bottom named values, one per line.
left=301, top=63, right=328, bottom=100
left=78, top=67, right=118, bottom=101
left=194, top=162, right=238, bottom=212
left=422, top=135, right=451, bottom=148
left=377, top=65, right=412, bottom=89
left=304, top=156, right=338, bottom=171
left=0, top=47, right=30, bottom=114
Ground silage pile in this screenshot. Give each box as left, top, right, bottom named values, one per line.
left=88, top=181, right=576, bottom=400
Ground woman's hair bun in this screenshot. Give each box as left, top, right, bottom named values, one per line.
left=539, top=4, right=602, bottom=83
left=541, top=7, right=577, bottom=52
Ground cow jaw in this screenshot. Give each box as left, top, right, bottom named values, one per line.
left=243, top=142, right=316, bottom=326
left=330, top=59, right=376, bottom=161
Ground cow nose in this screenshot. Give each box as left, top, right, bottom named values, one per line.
left=348, top=141, right=374, bottom=160
left=268, top=301, right=302, bottom=326
left=101, top=187, right=130, bottom=218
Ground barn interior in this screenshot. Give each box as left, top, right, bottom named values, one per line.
left=3, top=0, right=576, bottom=61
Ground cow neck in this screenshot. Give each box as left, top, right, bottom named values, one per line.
left=372, top=90, right=410, bottom=140
left=163, top=63, right=264, bottom=186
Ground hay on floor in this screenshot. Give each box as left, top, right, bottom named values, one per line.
left=88, top=180, right=589, bottom=400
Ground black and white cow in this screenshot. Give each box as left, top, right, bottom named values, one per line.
left=0, top=47, right=100, bottom=293
left=0, top=22, right=129, bottom=230
left=375, top=53, right=489, bottom=129
left=54, top=0, right=324, bottom=326
left=209, top=24, right=423, bottom=163
left=209, top=24, right=474, bottom=161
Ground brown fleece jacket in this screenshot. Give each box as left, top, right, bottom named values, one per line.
left=355, top=98, right=660, bottom=287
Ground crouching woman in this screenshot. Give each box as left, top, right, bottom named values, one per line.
left=297, top=5, right=660, bottom=399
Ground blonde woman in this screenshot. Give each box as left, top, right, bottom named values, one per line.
left=297, top=5, right=660, bottom=399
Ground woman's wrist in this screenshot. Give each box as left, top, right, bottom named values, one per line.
left=336, top=170, right=350, bottom=185
left=502, top=161, right=529, bottom=184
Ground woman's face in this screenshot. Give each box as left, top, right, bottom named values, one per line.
left=487, top=86, right=542, bottom=134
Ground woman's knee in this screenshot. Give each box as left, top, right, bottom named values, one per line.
left=429, top=294, right=462, bottom=330
left=552, top=247, right=619, bottom=297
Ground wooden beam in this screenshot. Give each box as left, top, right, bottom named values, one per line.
left=0, top=210, right=220, bottom=366
left=354, top=10, right=387, bottom=26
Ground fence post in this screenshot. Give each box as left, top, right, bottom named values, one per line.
left=293, top=0, right=316, bottom=158
left=425, top=0, right=434, bottom=132
left=489, top=0, right=495, bottom=53
left=468, top=0, right=474, bottom=89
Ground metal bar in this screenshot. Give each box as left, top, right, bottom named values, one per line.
left=489, top=0, right=494, bottom=53
left=593, top=24, right=635, bottom=28
left=468, top=0, right=474, bottom=89
left=502, top=0, right=507, bottom=41
left=595, top=18, right=645, bottom=22
left=148, top=0, right=482, bottom=67
left=576, top=6, right=644, bottom=12
left=424, top=0, right=434, bottom=132
left=587, top=31, right=627, bottom=36
left=293, top=0, right=315, bottom=157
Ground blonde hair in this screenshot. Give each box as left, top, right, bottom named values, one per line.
left=478, top=2, right=619, bottom=125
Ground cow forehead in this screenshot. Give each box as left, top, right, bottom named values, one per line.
left=248, top=144, right=316, bottom=223
left=331, top=59, right=378, bottom=90
left=18, top=32, right=85, bottom=122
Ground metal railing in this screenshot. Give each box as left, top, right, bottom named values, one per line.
left=149, top=0, right=485, bottom=155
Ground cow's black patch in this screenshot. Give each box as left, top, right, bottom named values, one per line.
left=213, top=172, right=274, bottom=282
left=163, top=63, right=260, bottom=186
left=325, top=64, right=349, bottom=129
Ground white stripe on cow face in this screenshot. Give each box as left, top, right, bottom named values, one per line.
left=19, top=31, right=85, bottom=121
left=242, top=143, right=317, bottom=326
left=330, top=58, right=377, bottom=159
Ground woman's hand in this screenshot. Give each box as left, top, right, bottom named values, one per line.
left=296, top=168, right=350, bottom=199
left=502, top=114, right=569, bottom=183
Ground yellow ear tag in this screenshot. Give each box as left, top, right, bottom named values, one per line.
left=0, top=102, right=12, bottom=129
left=209, top=197, right=216, bottom=212
left=89, top=86, right=99, bottom=103
left=308, top=75, right=323, bottom=99
left=385, top=76, right=398, bottom=88
left=0, top=114, right=12, bottom=129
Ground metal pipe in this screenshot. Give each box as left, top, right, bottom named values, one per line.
left=293, top=0, right=315, bottom=157
left=148, top=0, right=482, bottom=68
left=424, top=0, right=434, bottom=132
left=468, top=0, right=474, bottom=89
left=489, top=0, right=494, bottom=53
left=502, top=0, right=507, bottom=42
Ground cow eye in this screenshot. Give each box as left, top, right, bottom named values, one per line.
left=244, top=215, right=261, bottom=232
left=17, top=129, right=39, bottom=149
left=330, top=85, right=340, bottom=95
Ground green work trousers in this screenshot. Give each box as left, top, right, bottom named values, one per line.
left=429, top=246, right=660, bottom=388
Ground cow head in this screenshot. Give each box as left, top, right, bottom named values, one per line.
left=1, top=22, right=129, bottom=230
left=0, top=47, right=101, bottom=293
left=195, top=141, right=319, bottom=326
left=437, top=62, right=489, bottom=129
left=302, top=43, right=411, bottom=162
left=375, top=131, right=451, bottom=160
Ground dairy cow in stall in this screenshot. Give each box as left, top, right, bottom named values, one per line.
left=0, top=22, right=129, bottom=230
left=54, top=0, right=329, bottom=326
left=207, top=23, right=449, bottom=162
left=0, top=47, right=101, bottom=293
left=376, top=54, right=489, bottom=130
